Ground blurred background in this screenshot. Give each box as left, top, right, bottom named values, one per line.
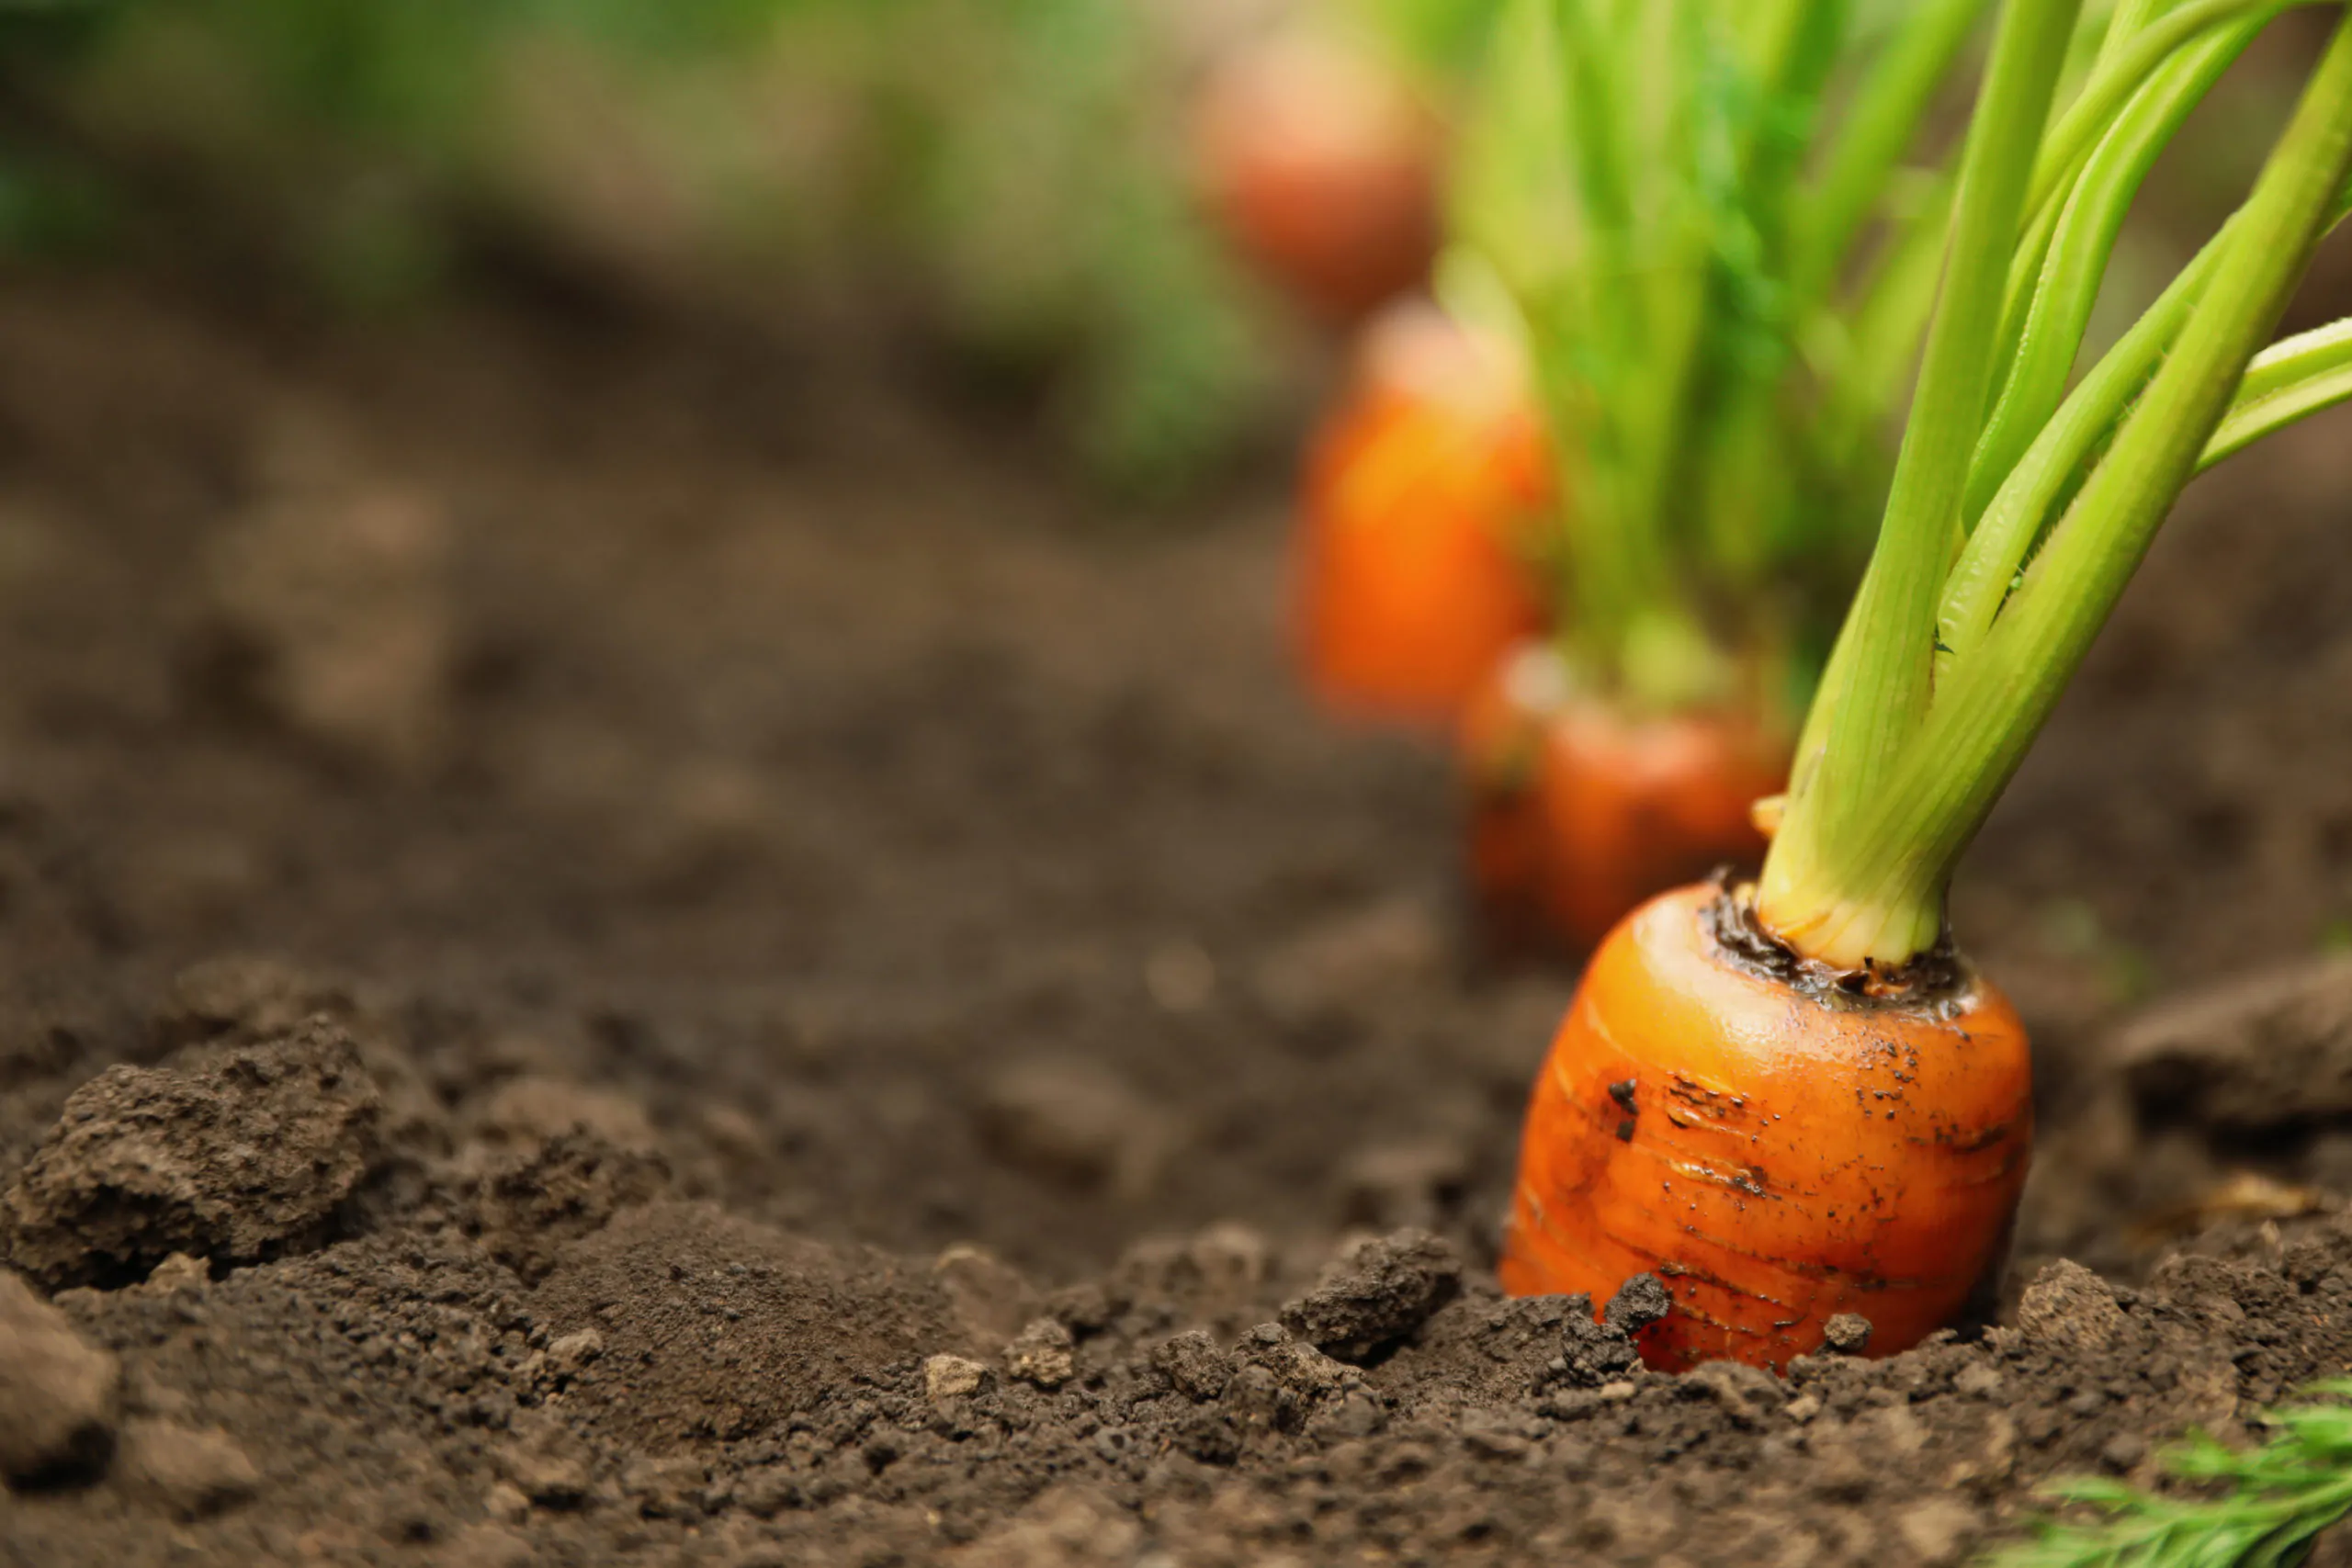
left=1, top=0, right=2351, bottom=1283
left=0, top=0, right=1487, bottom=491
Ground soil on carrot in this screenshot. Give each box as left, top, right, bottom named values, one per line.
left=8, top=264, right=2352, bottom=1565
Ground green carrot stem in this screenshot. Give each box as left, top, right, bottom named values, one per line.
left=1770, top=0, right=2082, bottom=886
left=1938, top=211, right=2234, bottom=678
left=1946, top=191, right=2352, bottom=672
left=2028, top=0, right=2320, bottom=221
left=1764, top=4, right=2352, bottom=970
left=2090, top=0, right=2172, bottom=71
left=2201, top=316, right=2352, bottom=466
left=1966, top=17, right=2262, bottom=525
left=1790, top=0, right=1989, bottom=310
left=1815, top=171, right=1953, bottom=459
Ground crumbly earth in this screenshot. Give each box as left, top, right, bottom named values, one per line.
left=8, top=267, right=2352, bottom=1564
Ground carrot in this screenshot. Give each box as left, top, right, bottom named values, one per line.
left=1462, top=644, right=1782, bottom=955
left=1422, top=0, right=2003, bottom=947
left=1498, top=884, right=2032, bottom=1371
left=1298, top=300, right=1546, bottom=726
left=1501, top=0, right=2352, bottom=1371
left=1191, top=28, right=1441, bottom=323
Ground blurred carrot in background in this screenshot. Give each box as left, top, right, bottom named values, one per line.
left=1297, top=298, right=1546, bottom=724
left=1294, top=0, right=2015, bottom=957
left=1191, top=24, right=1442, bottom=324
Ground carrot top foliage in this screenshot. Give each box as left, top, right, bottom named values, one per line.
left=1758, top=0, right=2352, bottom=972
left=1448, top=0, right=2012, bottom=716
left=1987, top=1381, right=2352, bottom=1567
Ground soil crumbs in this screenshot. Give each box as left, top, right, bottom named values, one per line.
left=7, top=270, right=2352, bottom=1565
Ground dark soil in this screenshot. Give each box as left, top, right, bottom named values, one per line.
left=7, top=265, right=2352, bottom=1565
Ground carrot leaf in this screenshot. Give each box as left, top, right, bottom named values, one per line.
left=1983, top=1382, right=2352, bottom=1568
left=2201, top=317, right=2352, bottom=467
left=1758, top=0, right=2352, bottom=970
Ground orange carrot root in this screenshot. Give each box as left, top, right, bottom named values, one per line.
left=1499, top=884, right=2033, bottom=1371
left=1461, top=648, right=1785, bottom=954
left=1298, top=307, right=1546, bottom=726
left=1191, top=33, right=1441, bottom=322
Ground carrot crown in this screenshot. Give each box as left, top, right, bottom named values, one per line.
left=1758, top=0, right=2352, bottom=972
left=1447, top=0, right=1998, bottom=713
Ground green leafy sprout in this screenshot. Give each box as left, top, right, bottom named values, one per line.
left=1447, top=0, right=2018, bottom=717
left=1756, top=0, right=2352, bottom=970
left=1984, top=1381, right=2352, bottom=1568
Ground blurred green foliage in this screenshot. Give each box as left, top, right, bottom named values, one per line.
left=0, top=0, right=1322, bottom=493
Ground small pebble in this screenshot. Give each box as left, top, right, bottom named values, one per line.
left=546, top=1329, right=604, bottom=1376
left=925, top=1353, right=989, bottom=1401
left=1004, top=1317, right=1077, bottom=1390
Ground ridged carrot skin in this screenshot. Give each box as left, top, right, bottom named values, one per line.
left=1298, top=308, right=1547, bottom=726
left=1461, top=649, right=1784, bottom=953
left=1499, top=884, right=2033, bottom=1371
left=1191, top=34, right=1440, bottom=322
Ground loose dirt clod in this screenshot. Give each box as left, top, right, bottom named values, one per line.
left=1895, top=1495, right=1981, bottom=1566
left=2016, top=1258, right=2130, bottom=1351
left=3, top=1019, right=381, bottom=1286
left=1253, top=896, right=1449, bottom=1027
left=1822, top=1312, right=1873, bottom=1355
left=114, top=1418, right=261, bottom=1518
left=438, top=1523, right=537, bottom=1568
left=494, top=1410, right=598, bottom=1509
left=976, top=1058, right=1176, bottom=1198
left=1688, top=1359, right=1781, bottom=1427
left=529, top=1201, right=964, bottom=1446
left=459, top=1130, right=672, bottom=1286
left=1279, top=1227, right=1463, bottom=1361
left=198, top=465, right=456, bottom=776
left=962, top=1487, right=1143, bottom=1568
left=1602, top=1271, right=1672, bottom=1334
left=2111, top=953, right=2352, bottom=1126
left=1153, top=1326, right=1235, bottom=1400
left=471, top=1076, right=661, bottom=1154
left=0, top=1269, right=119, bottom=1483
left=154, top=955, right=352, bottom=1054
left=933, top=1243, right=1040, bottom=1342
left=619, top=1452, right=710, bottom=1518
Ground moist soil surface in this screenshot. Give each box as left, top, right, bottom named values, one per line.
left=8, top=266, right=2352, bottom=1566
